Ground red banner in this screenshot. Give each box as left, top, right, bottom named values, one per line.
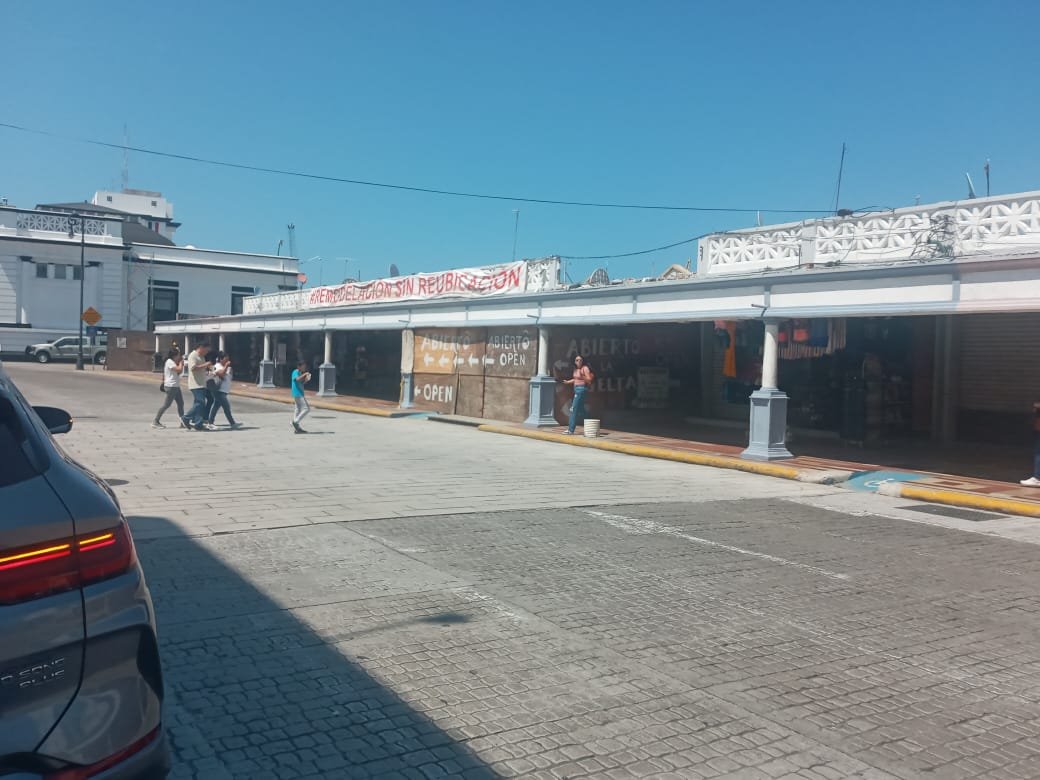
left=305, top=262, right=527, bottom=309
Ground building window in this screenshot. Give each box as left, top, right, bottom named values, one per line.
left=278, top=284, right=297, bottom=291
left=106, top=196, right=113, bottom=202
left=150, top=200, right=157, bottom=207
left=36, top=264, right=48, bottom=278
left=231, top=286, right=255, bottom=316
left=73, top=265, right=82, bottom=281
left=148, top=283, right=180, bottom=331
left=54, top=264, right=67, bottom=279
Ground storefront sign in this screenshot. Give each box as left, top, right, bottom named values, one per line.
left=484, top=329, right=536, bottom=378
left=635, top=367, right=670, bottom=408
left=303, top=262, right=527, bottom=309
left=412, top=373, right=458, bottom=413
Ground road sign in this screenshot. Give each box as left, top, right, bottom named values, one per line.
left=81, top=307, right=102, bottom=326
left=85, top=326, right=98, bottom=337
left=297, top=273, right=308, bottom=284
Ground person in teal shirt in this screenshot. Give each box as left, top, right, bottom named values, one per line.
left=291, top=360, right=311, bottom=433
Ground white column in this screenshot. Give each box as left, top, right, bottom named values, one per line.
left=154, top=335, right=160, bottom=353
left=537, top=327, right=549, bottom=375
left=181, top=334, right=190, bottom=376
left=258, top=332, right=275, bottom=388
left=761, top=321, right=779, bottom=389
left=524, top=325, right=556, bottom=427
left=218, top=333, right=226, bottom=352
left=317, top=330, right=337, bottom=397
left=741, top=319, right=792, bottom=461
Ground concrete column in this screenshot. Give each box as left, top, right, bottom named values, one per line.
left=258, top=332, right=275, bottom=388
left=317, top=331, right=337, bottom=397
left=761, top=320, right=779, bottom=389
left=181, top=334, right=190, bottom=377
left=154, top=334, right=162, bottom=373
left=218, top=333, right=226, bottom=352
left=741, top=321, right=793, bottom=461
left=525, top=325, right=558, bottom=427
left=399, top=329, right=415, bottom=408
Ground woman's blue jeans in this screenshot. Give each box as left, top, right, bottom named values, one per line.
left=568, top=386, right=587, bottom=433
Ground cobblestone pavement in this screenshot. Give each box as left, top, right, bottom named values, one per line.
left=10, top=363, right=1040, bottom=779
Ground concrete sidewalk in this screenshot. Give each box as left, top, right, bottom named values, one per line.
left=478, top=423, right=1040, bottom=519
left=103, top=368, right=1040, bottom=519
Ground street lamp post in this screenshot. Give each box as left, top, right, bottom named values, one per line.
left=69, top=214, right=86, bottom=370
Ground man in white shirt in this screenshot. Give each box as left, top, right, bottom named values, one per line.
left=152, top=348, right=185, bottom=429
left=182, top=341, right=213, bottom=431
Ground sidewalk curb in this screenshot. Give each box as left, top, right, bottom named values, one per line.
left=877, top=482, right=1040, bottom=518
left=476, top=424, right=847, bottom=483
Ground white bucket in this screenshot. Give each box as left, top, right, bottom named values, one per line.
left=584, top=419, right=601, bottom=438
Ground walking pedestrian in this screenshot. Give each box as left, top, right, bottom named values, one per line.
left=208, top=353, right=241, bottom=429
left=560, top=354, right=594, bottom=435
left=202, top=352, right=221, bottom=430
left=182, top=340, right=213, bottom=431
left=291, top=359, right=311, bottom=433
left=152, top=347, right=185, bottom=429
left=1020, top=401, right=1040, bottom=487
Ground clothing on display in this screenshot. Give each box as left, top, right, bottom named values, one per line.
left=780, top=319, right=846, bottom=360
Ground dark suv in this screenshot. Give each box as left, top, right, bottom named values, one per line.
left=0, top=362, right=169, bottom=778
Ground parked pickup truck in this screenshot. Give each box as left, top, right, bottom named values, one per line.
left=25, top=335, right=107, bottom=365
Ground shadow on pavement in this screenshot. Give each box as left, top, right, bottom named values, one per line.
left=134, top=517, right=497, bottom=779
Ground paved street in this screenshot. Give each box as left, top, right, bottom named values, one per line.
left=9, top=362, right=1040, bottom=780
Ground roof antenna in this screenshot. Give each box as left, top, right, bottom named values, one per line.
left=832, top=142, right=847, bottom=215
left=984, top=158, right=991, bottom=197
left=965, top=173, right=977, bottom=199
left=121, top=123, right=129, bottom=191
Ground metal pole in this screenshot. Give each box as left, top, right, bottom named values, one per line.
left=76, top=216, right=85, bottom=370
left=512, top=210, right=520, bottom=261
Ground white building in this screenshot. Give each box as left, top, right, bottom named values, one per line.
left=0, top=190, right=299, bottom=353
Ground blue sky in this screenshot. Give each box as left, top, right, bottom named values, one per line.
left=5, top=1, right=1039, bottom=282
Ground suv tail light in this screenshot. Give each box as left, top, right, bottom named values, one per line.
left=0, top=522, right=136, bottom=605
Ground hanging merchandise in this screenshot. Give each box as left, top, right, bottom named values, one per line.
left=778, top=321, right=790, bottom=344
left=793, top=320, right=811, bottom=343
left=809, top=319, right=829, bottom=347
left=714, top=320, right=731, bottom=349
left=780, top=318, right=847, bottom=360
left=722, top=322, right=738, bottom=378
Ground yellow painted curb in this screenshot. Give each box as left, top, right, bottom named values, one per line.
left=478, top=424, right=805, bottom=481
left=896, top=484, right=1040, bottom=519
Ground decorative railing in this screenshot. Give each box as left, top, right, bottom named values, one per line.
left=700, top=192, right=1040, bottom=275
left=15, top=212, right=109, bottom=237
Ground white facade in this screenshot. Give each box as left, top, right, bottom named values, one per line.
left=0, top=201, right=299, bottom=354
left=125, top=244, right=299, bottom=331
left=94, top=189, right=177, bottom=241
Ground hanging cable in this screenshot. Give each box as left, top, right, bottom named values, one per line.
left=0, top=121, right=832, bottom=215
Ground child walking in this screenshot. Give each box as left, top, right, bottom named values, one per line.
left=291, top=360, right=311, bottom=433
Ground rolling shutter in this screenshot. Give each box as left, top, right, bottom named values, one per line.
left=959, top=313, right=1040, bottom=413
